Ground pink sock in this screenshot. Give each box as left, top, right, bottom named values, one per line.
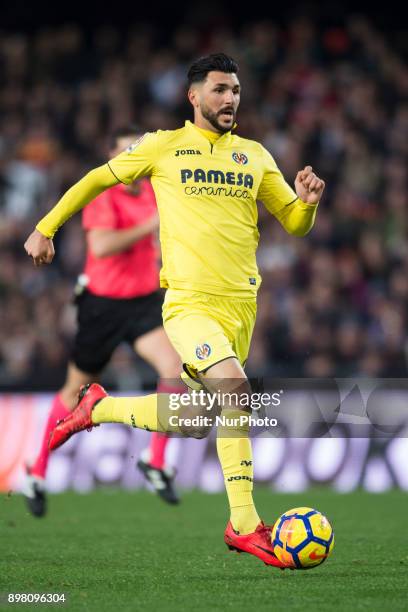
left=148, top=381, right=184, bottom=469
left=149, top=433, right=169, bottom=469
left=30, top=394, right=71, bottom=478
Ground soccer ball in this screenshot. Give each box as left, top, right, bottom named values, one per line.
left=271, top=507, right=334, bottom=569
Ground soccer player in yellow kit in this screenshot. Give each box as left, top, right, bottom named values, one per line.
left=25, top=53, right=325, bottom=568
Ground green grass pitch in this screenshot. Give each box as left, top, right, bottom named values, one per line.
left=1, top=488, right=408, bottom=611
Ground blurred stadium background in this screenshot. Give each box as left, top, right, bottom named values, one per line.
left=1, top=3, right=408, bottom=495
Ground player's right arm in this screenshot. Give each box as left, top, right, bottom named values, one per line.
left=25, top=165, right=118, bottom=265
left=24, top=132, right=159, bottom=265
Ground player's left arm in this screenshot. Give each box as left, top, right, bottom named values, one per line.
left=293, top=165, right=325, bottom=209
left=258, top=148, right=325, bottom=237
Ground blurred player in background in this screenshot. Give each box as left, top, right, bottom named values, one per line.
left=25, top=53, right=325, bottom=567
left=23, top=127, right=183, bottom=516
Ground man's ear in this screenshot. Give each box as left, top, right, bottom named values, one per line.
left=188, top=85, right=200, bottom=109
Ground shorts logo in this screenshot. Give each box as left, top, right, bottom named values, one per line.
left=125, top=134, right=147, bottom=153
left=232, top=152, right=248, bottom=165
left=196, top=343, right=211, bottom=360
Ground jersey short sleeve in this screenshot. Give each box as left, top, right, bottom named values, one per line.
left=82, top=191, right=117, bottom=230
left=107, top=132, right=159, bottom=185
left=257, top=146, right=298, bottom=216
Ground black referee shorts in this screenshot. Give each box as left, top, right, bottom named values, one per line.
left=70, top=289, right=164, bottom=374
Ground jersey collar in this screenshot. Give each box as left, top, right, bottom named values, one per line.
left=185, top=120, right=235, bottom=146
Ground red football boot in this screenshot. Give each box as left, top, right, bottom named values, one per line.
left=224, top=520, right=287, bottom=568
left=48, top=384, right=107, bottom=451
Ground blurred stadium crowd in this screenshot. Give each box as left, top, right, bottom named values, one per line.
left=0, top=16, right=407, bottom=390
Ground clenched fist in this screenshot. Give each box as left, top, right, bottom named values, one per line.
left=295, top=166, right=325, bottom=205
left=24, top=229, right=55, bottom=266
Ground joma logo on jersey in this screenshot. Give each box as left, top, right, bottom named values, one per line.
left=175, top=149, right=202, bottom=156
left=181, top=169, right=254, bottom=188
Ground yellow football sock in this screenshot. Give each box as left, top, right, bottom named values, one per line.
left=92, top=394, right=181, bottom=433
left=216, top=408, right=260, bottom=535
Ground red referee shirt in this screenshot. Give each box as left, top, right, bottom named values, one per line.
left=82, top=180, right=159, bottom=299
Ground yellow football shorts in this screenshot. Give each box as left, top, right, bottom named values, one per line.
left=162, top=289, right=257, bottom=381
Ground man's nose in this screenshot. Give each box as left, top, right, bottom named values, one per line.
left=223, top=90, right=235, bottom=105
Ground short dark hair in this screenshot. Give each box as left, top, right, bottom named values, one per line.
left=187, top=53, right=238, bottom=86
left=109, top=124, right=143, bottom=150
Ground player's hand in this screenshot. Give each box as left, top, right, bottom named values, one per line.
left=295, top=166, right=325, bottom=205
left=24, top=229, right=55, bottom=266
left=142, top=213, right=159, bottom=234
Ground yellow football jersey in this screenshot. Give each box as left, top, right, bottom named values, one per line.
left=36, top=121, right=318, bottom=297
left=107, top=121, right=316, bottom=296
